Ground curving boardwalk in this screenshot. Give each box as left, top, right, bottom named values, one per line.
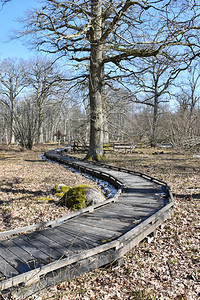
left=0, top=150, right=174, bottom=298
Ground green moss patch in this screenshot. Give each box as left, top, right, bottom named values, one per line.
left=58, top=184, right=91, bottom=210
left=53, top=184, right=70, bottom=193
left=55, top=192, right=65, bottom=198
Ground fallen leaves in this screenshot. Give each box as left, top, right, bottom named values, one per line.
left=0, top=145, right=99, bottom=234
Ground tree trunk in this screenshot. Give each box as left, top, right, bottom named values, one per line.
left=37, top=106, right=43, bottom=143
left=10, top=102, right=15, bottom=144
left=103, top=100, right=109, bottom=144
left=151, top=87, right=159, bottom=147
left=86, top=0, right=104, bottom=161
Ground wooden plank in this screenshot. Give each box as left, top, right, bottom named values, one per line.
left=116, top=201, right=162, bottom=212
left=111, top=197, right=164, bottom=207
left=37, top=227, right=74, bottom=246
left=59, top=224, right=107, bottom=244
left=75, top=214, right=133, bottom=229
left=26, top=232, right=70, bottom=257
left=54, top=226, right=100, bottom=249
left=85, top=210, right=140, bottom=223
left=69, top=216, right=133, bottom=233
left=22, top=236, right=63, bottom=261
left=28, top=229, right=74, bottom=256
left=86, top=205, right=138, bottom=218
left=61, top=222, right=120, bottom=240
left=12, top=237, right=51, bottom=263
left=2, top=239, right=36, bottom=260
left=120, top=196, right=162, bottom=202
left=96, top=198, right=163, bottom=210
left=0, top=255, right=19, bottom=278
left=57, top=226, right=101, bottom=247
left=76, top=210, right=132, bottom=223
left=99, top=204, right=151, bottom=217
left=118, top=200, right=164, bottom=209
left=0, top=245, right=33, bottom=274
left=1, top=239, right=43, bottom=270
left=38, top=227, right=95, bottom=253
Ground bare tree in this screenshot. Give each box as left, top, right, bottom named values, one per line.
left=176, top=63, right=200, bottom=114
left=14, top=95, right=38, bottom=149
left=27, top=57, right=65, bottom=143
left=0, top=102, right=9, bottom=143
left=0, top=58, right=28, bottom=143
left=127, top=51, right=190, bottom=146
left=172, top=63, right=200, bottom=144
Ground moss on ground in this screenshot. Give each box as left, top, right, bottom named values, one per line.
left=53, top=184, right=71, bottom=193
left=58, top=184, right=92, bottom=210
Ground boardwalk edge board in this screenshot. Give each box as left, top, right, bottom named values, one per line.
left=0, top=149, right=174, bottom=298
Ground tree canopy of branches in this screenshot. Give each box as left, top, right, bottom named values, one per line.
left=2, top=0, right=200, bottom=159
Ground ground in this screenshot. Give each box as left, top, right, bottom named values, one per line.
left=0, top=144, right=100, bottom=232
left=0, top=144, right=199, bottom=299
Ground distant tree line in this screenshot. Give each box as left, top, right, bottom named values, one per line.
left=0, top=56, right=199, bottom=150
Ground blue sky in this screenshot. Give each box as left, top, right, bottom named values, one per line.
left=0, top=0, right=40, bottom=59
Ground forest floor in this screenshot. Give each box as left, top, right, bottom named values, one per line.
left=0, top=144, right=199, bottom=300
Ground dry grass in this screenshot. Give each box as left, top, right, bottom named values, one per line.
left=0, top=145, right=199, bottom=299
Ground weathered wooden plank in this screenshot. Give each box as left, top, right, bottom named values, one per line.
left=84, top=210, right=139, bottom=223
left=70, top=216, right=133, bottom=233
left=100, top=205, right=152, bottom=217
left=76, top=211, right=133, bottom=224
left=0, top=245, right=33, bottom=274
left=12, top=238, right=50, bottom=263
left=79, top=209, right=133, bottom=221
left=61, top=222, right=120, bottom=240
left=22, top=236, right=63, bottom=261
left=59, top=224, right=107, bottom=244
left=86, top=205, right=138, bottom=218
left=1, top=239, right=44, bottom=271
left=0, top=238, right=120, bottom=291
left=95, top=199, right=162, bottom=212
left=37, top=227, right=74, bottom=248
left=116, top=201, right=162, bottom=212
left=38, top=227, right=95, bottom=253
left=53, top=226, right=100, bottom=249
left=118, top=197, right=159, bottom=204
left=0, top=255, right=19, bottom=278
left=26, top=232, right=70, bottom=257
left=57, top=226, right=101, bottom=247
left=119, top=201, right=164, bottom=210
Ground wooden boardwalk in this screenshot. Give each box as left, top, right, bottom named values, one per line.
left=0, top=150, right=174, bottom=298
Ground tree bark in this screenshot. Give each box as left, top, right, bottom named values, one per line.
left=151, top=85, right=159, bottom=147
left=37, top=106, right=43, bottom=143
left=86, top=0, right=104, bottom=161
left=10, top=100, right=15, bottom=144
